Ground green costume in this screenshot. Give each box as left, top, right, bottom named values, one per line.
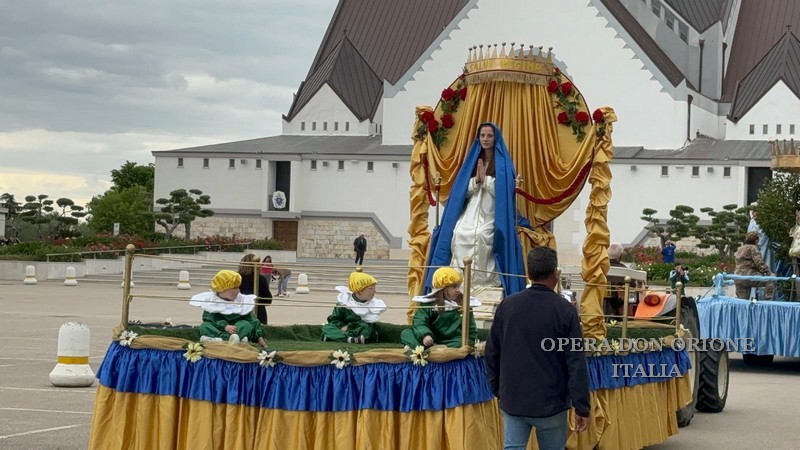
left=321, top=289, right=386, bottom=342
left=198, top=311, right=264, bottom=341
left=401, top=306, right=477, bottom=348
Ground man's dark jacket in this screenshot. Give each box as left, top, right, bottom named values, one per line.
left=485, top=284, right=591, bottom=417
left=354, top=237, right=367, bottom=253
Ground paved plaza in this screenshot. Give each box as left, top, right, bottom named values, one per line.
left=1, top=279, right=799, bottom=449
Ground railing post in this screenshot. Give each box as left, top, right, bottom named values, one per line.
left=121, top=244, right=135, bottom=328
left=462, top=257, right=473, bottom=347
left=674, top=281, right=683, bottom=334
left=622, top=276, right=631, bottom=340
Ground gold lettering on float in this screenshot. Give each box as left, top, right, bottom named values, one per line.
left=468, top=58, right=549, bottom=76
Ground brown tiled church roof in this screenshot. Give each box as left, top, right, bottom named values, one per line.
left=722, top=0, right=800, bottom=103
left=284, top=0, right=469, bottom=121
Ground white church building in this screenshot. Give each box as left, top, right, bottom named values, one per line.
left=153, top=0, right=800, bottom=264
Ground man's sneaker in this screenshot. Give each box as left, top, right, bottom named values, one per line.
left=357, top=335, right=365, bottom=345
left=346, top=337, right=353, bottom=344
left=241, top=337, right=249, bottom=344
left=322, top=336, right=328, bottom=342
left=200, top=336, right=223, bottom=343
left=228, top=334, right=241, bottom=344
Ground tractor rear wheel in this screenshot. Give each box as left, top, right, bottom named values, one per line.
left=696, top=339, right=729, bottom=413
left=676, top=297, right=700, bottom=427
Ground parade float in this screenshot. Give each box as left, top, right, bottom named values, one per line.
left=404, top=43, right=720, bottom=449
left=698, top=142, right=800, bottom=366
left=88, top=44, right=718, bottom=450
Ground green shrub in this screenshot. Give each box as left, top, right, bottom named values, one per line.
left=249, top=239, right=283, bottom=250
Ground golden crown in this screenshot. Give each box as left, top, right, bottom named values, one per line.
left=464, top=42, right=555, bottom=86
left=771, top=139, right=800, bottom=173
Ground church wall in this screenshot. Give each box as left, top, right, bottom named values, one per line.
left=281, top=84, right=371, bottom=136
left=154, top=154, right=268, bottom=212
left=294, top=158, right=412, bottom=244
left=298, top=218, right=390, bottom=260
left=727, top=82, right=800, bottom=140
left=556, top=160, right=744, bottom=263
left=382, top=0, right=688, bottom=149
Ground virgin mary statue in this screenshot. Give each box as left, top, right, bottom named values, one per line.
left=424, top=122, right=526, bottom=297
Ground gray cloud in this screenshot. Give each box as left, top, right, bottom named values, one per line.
left=0, top=0, right=335, bottom=202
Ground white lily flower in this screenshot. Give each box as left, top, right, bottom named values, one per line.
left=118, top=330, right=139, bottom=347
left=258, top=350, right=278, bottom=368
left=472, top=339, right=484, bottom=358
left=409, top=345, right=429, bottom=367
left=183, top=342, right=204, bottom=363
left=330, top=349, right=351, bottom=369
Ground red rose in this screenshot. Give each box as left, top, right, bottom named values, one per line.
left=458, top=87, right=467, bottom=101
left=575, top=111, right=590, bottom=124
left=441, top=114, right=454, bottom=129
left=561, top=82, right=572, bottom=95
left=547, top=80, right=559, bottom=93
left=441, top=88, right=455, bottom=101
left=427, top=120, right=439, bottom=133
left=592, top=108, right=604, bottom=122
left=557, top=112, right=569, bottom=125
left=419, top=111, right=434, bottom=123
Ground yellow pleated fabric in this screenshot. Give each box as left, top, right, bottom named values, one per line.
left=88, top=386, right=503, bottom=450
left=89, top=373, right=690, bottom=450
left=579, top=107, right=617, bottom=341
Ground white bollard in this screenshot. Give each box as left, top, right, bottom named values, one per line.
left=177, top=270, right=191, bottom=290
left=49, top=322, right=95, bottom=387
left=295, top=273, right=310, bottom=294
left=23, top=265, right=37, bottom=285
left=64, top=267, right=78, bottom=286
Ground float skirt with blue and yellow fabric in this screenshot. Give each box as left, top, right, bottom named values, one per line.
left=88, top=338, right=691, bottom=450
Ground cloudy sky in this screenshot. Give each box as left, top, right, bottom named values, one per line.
left=0, top=0, right=337, bottom=204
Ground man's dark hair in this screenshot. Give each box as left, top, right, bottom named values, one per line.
left=527, top=247, right=558, bottom=281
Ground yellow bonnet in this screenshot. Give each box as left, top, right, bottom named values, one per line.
left=432, top=267, right=463, bottom=290
left=211, top=270, right=242, bottom=293
left=349, top=272, right=377, bottom=293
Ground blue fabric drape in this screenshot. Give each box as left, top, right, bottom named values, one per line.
left=425, top=122, right=526, bottom=297
left=97, top=343, right=494, bottom=412
left=585, top=349, right=691, bottom=391
left=698, top=295, right=800, bottom=357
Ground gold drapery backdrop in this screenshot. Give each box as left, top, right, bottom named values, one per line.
left=407, top=68, right=613, bottom=327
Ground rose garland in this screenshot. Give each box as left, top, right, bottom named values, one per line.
left=414, top=72, right=468, bottom=148
left=548, top=68, right=595, bottom=142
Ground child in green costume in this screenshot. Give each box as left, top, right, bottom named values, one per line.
left=321, top=271, right=387, bottom=344
left=401, top=267, right=480, bottom=349
left=190, top=269, right=267, bottom=346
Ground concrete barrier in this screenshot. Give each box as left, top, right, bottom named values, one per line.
left=49, top=322, right=95, bottom=387
left=64, top=267, right=78, bottom=286
left=296, top=273, right=310, bottom=294
left=23, top=265, right=37, bottom=285
left=177, top=270, right=191, bottom=290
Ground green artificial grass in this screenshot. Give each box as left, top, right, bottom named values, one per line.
left=126, top=323, right=491, bottom=353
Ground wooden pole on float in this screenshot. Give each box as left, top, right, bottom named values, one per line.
left=120, top=244, right=135, bottom=328
left=461, top=256, right=473, bottom=347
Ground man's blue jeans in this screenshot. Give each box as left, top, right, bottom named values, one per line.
left=502, top=409, right=568, bottom=450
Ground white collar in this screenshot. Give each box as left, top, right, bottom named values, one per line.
left=411, top=295, right=481, bottom=311
left=334, top=286, right=386, bottom=323
left=189, top=291, right=256, bottom=315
